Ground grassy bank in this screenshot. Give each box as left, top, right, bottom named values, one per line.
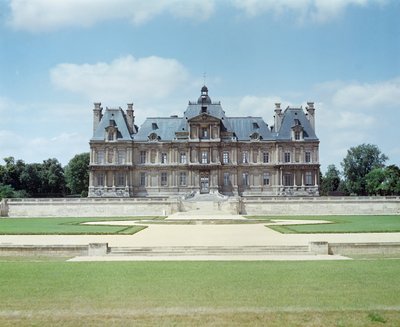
left=246, top=215, right=400, bottom=233
left=0, top=217, right=162, bottom=234
left=0, top=260, right=399, bottom=326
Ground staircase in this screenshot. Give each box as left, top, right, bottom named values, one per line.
left=108, top=245, right=311, bottom=257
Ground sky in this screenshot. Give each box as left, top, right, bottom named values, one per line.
left=0, top=0, right=399, bottom=173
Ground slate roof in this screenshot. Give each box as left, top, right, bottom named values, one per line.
left=92, top=108, right=132, bottom=141
left=276, top=108, right=318, bottom=141
left=91, top=87, right=318, bottom=143
left=133, top=117, right=182, bottom=141
left=227, top=117, right=274, bottom=141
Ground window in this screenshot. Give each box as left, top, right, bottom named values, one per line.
left=116, top=173, right=125, bottom=186
left=201, top=127, right=208, bottom=139
left=263, top=152, right=269, bottom=163
left=140, top=151, right=146, bottom=164
left=179, top=172, right=187, bottom=186
left=108, top=132, right=114, bottom=141
left=108, top=151, right=113, bottom=163
left=161, top=153, right=167, bottom=164
left=97, top=173, right=105, bottom=186
left=305, top=172, right=313, bottom=185
left=263, top=172, right=270, bottom=186
left=223, top=173, right=230, bottom=186
left=284, top=152, right=291, bottom=163
left=305, top=151, right=311, bottom=163
left=201, top=151, right=208, bottom=164
left=161, top=172, right=168, bottom=186
left=222, top=151, right=229, bottom=164
left=96, top=151, right=104, bottom=164
left=152, top=122, right=158, bottom=130
left=294, top=131, right=301, bottom=140
left=150, top=150, right=156, bottom=163
left=118, top=151, right=126, bottom=164
left=180, top=152, right=187, bottom=164
left=283, top=173, right=293, bottom=186
left=242, top=172, right=249, bottom=187
left=242, top=151, right=249, bottom=163
left=140, top=172, right=146, bottom=186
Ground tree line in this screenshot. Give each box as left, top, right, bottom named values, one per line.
left=320, top=144, right=400, bottom=196
left=0, top=144, right=399, bottom=199
left=0, top=153, right=89, bottom=199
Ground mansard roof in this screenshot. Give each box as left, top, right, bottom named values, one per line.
left=227, top=117, right=274, bottom=141
left=133, top=117, right=182, bottom=141
left=91, top=87, right=318, bottom=143
left=276, top=107, right=318, bottom=141
left=92, top=108, right=132, bottom=141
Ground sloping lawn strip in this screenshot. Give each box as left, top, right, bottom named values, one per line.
left=0, top=260, right=399, bottom=325
left=0, top=217, right=156, bottom=235
left=246, top=215, right=400, bottom=233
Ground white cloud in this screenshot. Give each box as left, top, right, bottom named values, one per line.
left=8, top=0, right=215, bottom=32
left=0, top=130, right=88, bottom=165
left=50, top=55, right=190, bottom=103
left=233, top=0, right=385, bottom=23
left=331, top=77, right=400, bottom=109
left=314, top=76, right=400, bottom=171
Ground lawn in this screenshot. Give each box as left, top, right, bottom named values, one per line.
left=0, top=259, right=398, bottom=326
left=246, top=215, right=400, bottom=233
left=0, top=216, right=162, bottom=235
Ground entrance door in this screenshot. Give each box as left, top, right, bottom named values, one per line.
left=200, top=175, right=209, bottom=194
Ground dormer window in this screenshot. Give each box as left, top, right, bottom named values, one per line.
left=148, top=132, right=160, bottom=141
left=152, top=123, right=158, bottom=130
left=250, top=132, right=261, bottom=140
left=253, top=122, right=259, bottom=129
left=201, top=106, right=207, bottom=113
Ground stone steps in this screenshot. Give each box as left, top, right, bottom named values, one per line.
left=108, top=245, right=311, bottom=256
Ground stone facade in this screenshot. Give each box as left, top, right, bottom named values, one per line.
left=88, top=86, right=320, bottom=197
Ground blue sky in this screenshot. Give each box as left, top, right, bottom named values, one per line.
left=0, top=0, right=399, bottom=173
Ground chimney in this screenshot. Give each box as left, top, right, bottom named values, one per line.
left=274, top=103, right=283, bottom=132
left=126, top=103, right=135, bottom=134
left=93, top=102, right=103, bottom=133
left=306, top=102, right=315, bottom=131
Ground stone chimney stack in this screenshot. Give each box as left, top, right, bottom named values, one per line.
left=126, top=103, right=135, bottom=134
left=93, top=102, right=103, bottom=133
left=274, top=103, right=283, bottom=132
left=306, top=102, right=315, bottom=131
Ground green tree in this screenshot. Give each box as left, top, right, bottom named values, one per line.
left=0, top=183, right=16, bottom=200
left=320, top=164, right=341, bottom=195
left=19, top=163, right=43, bottom=196
left=383, top=165, right=400, bottom=195
left=1, top=157, right=26, bottom=190
left=341, top=144, right=388, bottom=195
left=40, top=158, right=65, bottom=195
left=365, top=167, right=386, bottom=195
left=65, top=153, right=90, bottom=196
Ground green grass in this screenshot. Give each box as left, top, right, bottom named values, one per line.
left=0, top=259, right=399, bottom=326
left=0, top=216, right=162, bottom=234
left=246, top=215, right=400, bottom=233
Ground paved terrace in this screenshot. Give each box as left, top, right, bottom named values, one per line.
left=1, top=213, right=399, bottom=248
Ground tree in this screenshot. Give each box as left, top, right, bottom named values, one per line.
left=320, top=164, right=341, bottom=195
left=1, top=157, right=26, bottom=190
left=341, top=144, right=388, bottom=195
left=65, top=153, right=90, bottom=196
left=365, top=167, right=386, bottom=195
left=0, top=183, right=16, bottom=200
left=366, top=165, right=400, bottom=196
left=19, top=163, right=43, bottom=196
left=40, top=158, right=65, bottom=195
left=383, top=165, right=400, bottom=195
